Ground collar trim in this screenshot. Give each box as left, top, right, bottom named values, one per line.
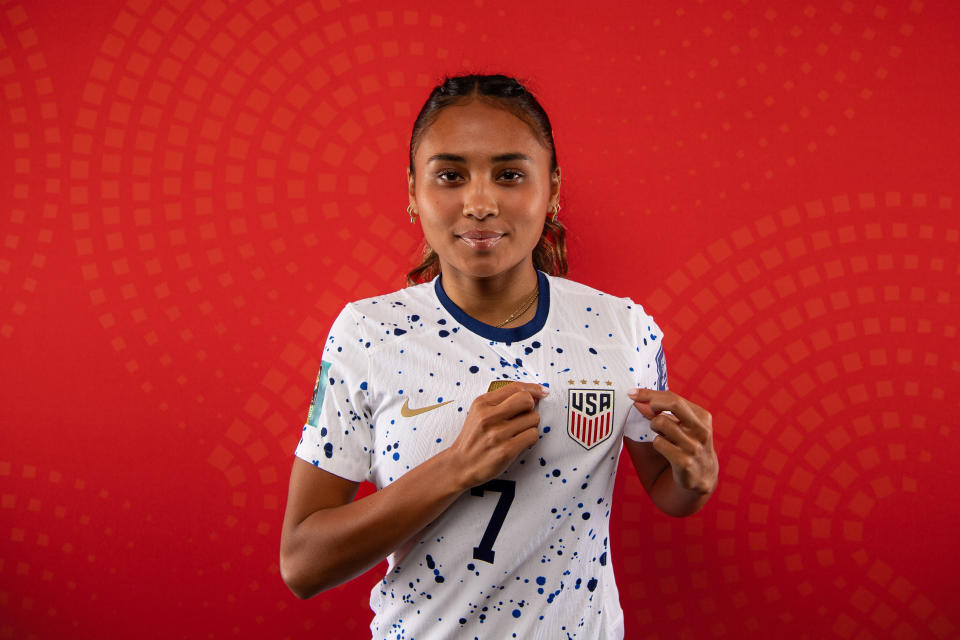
left=434, top=270, right=550, bottom=343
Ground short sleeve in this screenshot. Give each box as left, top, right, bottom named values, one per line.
left=623, top=301, right=668, bottom=443
left=294, top=304, right=374, bottom=482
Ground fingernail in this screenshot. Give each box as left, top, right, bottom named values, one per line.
left=538, top=385, right=550, bottom=396
left=627, top=389, right=639, bottom=398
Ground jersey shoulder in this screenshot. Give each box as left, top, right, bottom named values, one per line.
left=545, top=275, right=657, bottom=323
left=336, top=280, right=440, bottom=353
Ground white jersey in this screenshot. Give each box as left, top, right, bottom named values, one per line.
left=295, top=271, right=667, bottom=640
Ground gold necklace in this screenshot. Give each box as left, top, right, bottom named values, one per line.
left=494, top=285, right=539, bottom=328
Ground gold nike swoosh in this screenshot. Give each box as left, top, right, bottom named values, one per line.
left=400, top=398, right=454, bottom=417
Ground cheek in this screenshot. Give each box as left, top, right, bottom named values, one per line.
left=417, top=186, right=455, bottom=213
left=508, top=182, right=550, bottom=209
left=417, top=208, right=455, bottom=244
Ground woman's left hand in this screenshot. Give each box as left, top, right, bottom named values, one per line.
left=627, top=388, right=718, bottom=495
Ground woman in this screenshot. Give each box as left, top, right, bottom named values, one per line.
left=280, top=74, right=719, bottom=639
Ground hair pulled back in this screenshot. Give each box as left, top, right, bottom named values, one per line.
left=406, top=74, right=568, bottom=285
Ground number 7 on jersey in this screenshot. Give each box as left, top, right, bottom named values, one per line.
left=470, top=479, right=515, bottom=564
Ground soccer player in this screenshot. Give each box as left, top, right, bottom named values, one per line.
left=280, top=74, right=719, bottom=639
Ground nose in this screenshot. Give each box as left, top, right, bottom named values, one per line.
left=462, top=178, right=498, bottom=220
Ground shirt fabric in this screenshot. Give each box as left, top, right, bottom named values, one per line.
left=295, top=271, right=667, bottom=640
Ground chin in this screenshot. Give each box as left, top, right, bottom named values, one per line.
left=450, top=256, right=531, bottom=281
left=456, top=263, right=504, bottom=280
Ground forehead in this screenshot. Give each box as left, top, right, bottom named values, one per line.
left=415, top=100, right=548, bottom=164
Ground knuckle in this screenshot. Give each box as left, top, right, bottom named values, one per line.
left=476, top=409, right=496, bottom=429
left=490, top=446, right=509, bottom=463
left=480, top=431, right=500, bottom=449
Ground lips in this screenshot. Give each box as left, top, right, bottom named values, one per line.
left=457, top=229, right=504, bottom=250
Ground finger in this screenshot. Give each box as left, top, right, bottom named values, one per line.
left=651, top=433, right=687, bottom=467
left=633, top=402, right=680, bottom=424
left=484, top=381, right=549, bottom=404
left=628, top=389, right=704, bottom=436
left=490, top=389, right=543, bottom=421
left=685, top=399, right=712, bottom=427
left=631, top=400, right=680, bottom=422
left=509, top=423, right=540, bottom=450
left=499, top=410, right=540, bottom=439
left=631, top=399, right=655, bottom=420
left=649, top=414, right=698, bottom=455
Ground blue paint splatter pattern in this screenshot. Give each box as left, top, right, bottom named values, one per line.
left=295, top=273, right=665, bottom=639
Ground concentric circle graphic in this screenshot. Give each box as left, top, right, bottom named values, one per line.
left=66, top=0, right=475, bottom=633
left=0, top=3, right=61, bottom=339
left=0, top=460, right=138, bottom=639
left=614, top=191, right=958, bottom=638
left=2, top=0, right=958, bottom=637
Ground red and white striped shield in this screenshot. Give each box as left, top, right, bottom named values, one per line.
left=566, top=389, right=615, bottom=450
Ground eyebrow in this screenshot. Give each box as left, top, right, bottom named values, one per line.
left=426, top=152, right=532, bottom=164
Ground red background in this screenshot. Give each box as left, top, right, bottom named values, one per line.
left=2, top=0, right=959, bottom=638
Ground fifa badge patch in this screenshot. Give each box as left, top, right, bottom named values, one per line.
left=306, top=360, right=331, bottom=427
left=566, top=388, right=615, bottom=449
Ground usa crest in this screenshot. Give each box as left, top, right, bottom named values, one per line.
left=567, top=388, right=615, bottom=449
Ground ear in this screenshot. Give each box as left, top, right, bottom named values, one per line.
left=549, top=166, right=562, bottom=209
left=407, top=167, right=416, bottom=210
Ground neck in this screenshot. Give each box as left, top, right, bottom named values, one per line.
left=439, top=261, right=539, bottom=328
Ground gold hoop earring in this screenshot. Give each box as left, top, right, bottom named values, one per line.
left=407, top=203, right=417, bottom=223
left=549, top=202, right=561, bottom=222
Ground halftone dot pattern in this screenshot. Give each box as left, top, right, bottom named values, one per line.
left=69, top=1, right=455, bottom=396
left=614, top=191, right=958, bottom=638
left=2, top=0, right=958, bottom=637
left=632, top=1, right=922, bottom=195
left=66, top=0, right=469, bottom=631
left=0, top=461, right=136, bottom=640
left=550, top=0, right=928, bottom=286
left=0, top=3, right=61, bottom=339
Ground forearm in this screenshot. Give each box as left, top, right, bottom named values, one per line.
left=282, top=450, right=467, bottom=598
left=648, top=467, right=714, bottom=518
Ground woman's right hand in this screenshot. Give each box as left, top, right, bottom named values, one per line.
left=280, top=381, right=547, bottom=599
left=445, top=382, right=548, bottom=490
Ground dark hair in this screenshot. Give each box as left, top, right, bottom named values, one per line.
left=406, top=74, right=568, bottom=285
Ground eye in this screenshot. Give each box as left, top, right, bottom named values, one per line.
left=436, top=170, right=463, bottom=183
left=498, top=170, right=524, bottom=182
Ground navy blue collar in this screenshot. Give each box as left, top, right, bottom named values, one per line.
left=434, top=270, right=550, bottom=343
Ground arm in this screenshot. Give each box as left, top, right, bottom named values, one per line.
left=280, top=451, right=466, bottom=598
left=623, top=437, right=713, bottom=517
left=623, top=389, right=718, bottom=517
left=279, top=382, right=548, bottom=599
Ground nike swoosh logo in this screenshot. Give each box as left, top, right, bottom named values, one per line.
left=400, top=398, right=453, bottom=417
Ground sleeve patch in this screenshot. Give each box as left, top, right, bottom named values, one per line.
left=306, top=360, right=332, bottom=427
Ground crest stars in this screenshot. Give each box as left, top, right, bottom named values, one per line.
left=565, top=377, right=616, bottom=387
